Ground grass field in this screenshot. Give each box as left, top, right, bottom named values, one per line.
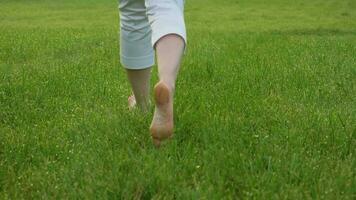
left=1, top=0, right=355, bottom=198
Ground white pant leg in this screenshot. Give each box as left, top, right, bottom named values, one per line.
left=119, top=0, right=154, bottom=69
left=145, top=0, right=187, bottom=47
left=119, top=0, right=186, bottom=69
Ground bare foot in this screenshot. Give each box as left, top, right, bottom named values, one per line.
left=150, top=81, right=174, bottom=147
left=128, top=94, right=136, bottom=111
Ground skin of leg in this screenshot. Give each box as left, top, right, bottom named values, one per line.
left=156, top=34, right=185, bottom=92
left=150, top=34, right=185, bottom=147
left=126, top=67, right=152, bottom=112
left=119, top=0, right=154, bottom=112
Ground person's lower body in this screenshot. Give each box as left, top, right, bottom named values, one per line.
left=119, top=0, right=186, bottom=147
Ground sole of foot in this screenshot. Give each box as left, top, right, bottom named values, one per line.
left=150, top=81, right=174, bottom=148
left=128, top=94, right=136, bottom=111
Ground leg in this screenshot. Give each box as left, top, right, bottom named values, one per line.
left=119, top=0, right=155, bottom=111
left=126, top=68, right=151, bottom=112
left=156, top=34, right=185, bottom=91
left=151, top=35, right=184, bottom=146
left=145, top=0, right=187, bottom=147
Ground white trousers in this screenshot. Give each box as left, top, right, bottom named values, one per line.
left=119, top=0, right=186, bottom=69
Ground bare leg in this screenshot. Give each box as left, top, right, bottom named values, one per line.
left=150, top=34, right=185, bottom=147
left=126, top=67, right=152, bottom=112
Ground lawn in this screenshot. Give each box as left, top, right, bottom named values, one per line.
left=0, top=0, right=355, bottom=199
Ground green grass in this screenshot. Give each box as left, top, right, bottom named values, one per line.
left=1, top=0, right=355, bottom=198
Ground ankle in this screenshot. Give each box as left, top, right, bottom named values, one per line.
left=133, top=95, right=150, bottom=111
left=158, top=80, right=175, bottom=93
left=138, top=101, right=150, bottom=112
